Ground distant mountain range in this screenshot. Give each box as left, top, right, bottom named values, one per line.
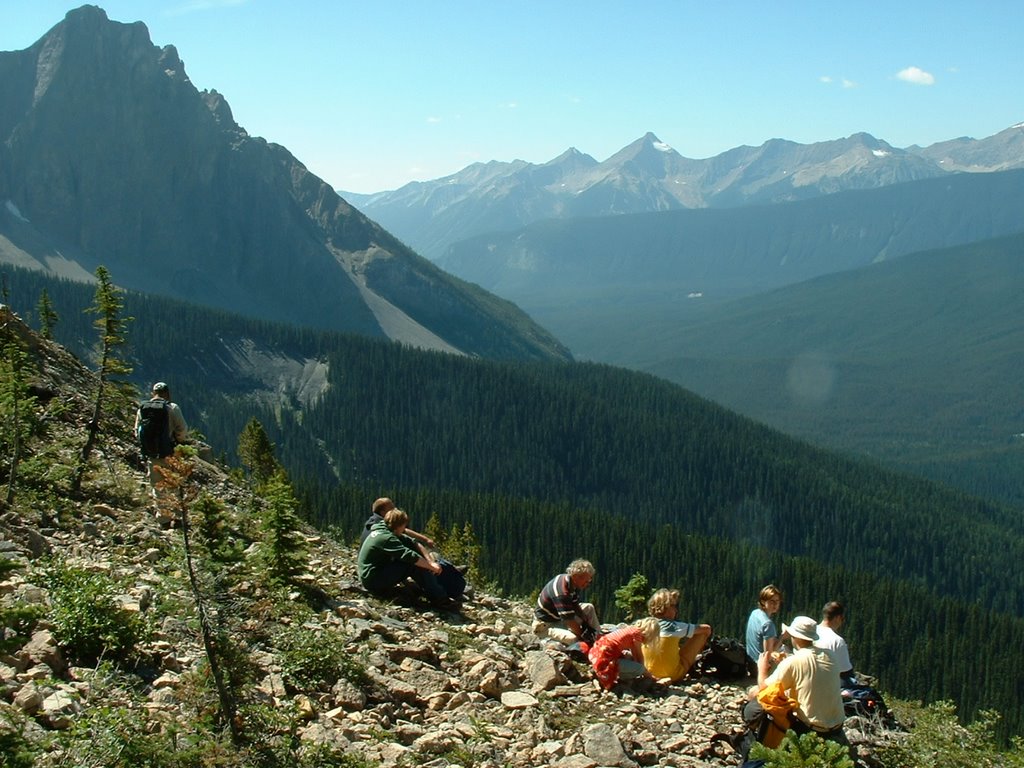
left=436, top=169, right=1024, bottom=311
left=345, top=125, right=1024, bottom=260
left=0, top=6, right=569, bottom=362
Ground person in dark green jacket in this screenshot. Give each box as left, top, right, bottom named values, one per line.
left=357, top=507, right=456, bottom=610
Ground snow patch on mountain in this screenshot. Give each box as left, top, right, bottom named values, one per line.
left=5, top=200, right=28, bottom=222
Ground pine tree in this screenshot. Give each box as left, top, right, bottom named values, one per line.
left=258, top=469, right=308, bottom=586
left=36, top=289, right=58, bottom=340
left=614, top=573, right=652, bottom=622
left=72, top=266, right=133, bottom=493
left=0, top=308, right=40, bottom=505
left=237, top=417, right=280, bottom=487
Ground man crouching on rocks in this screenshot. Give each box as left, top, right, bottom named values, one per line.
left=533, top=559, right=602, bottom=647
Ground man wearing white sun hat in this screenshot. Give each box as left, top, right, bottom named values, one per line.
left=751, top=614, right=847, bottom=748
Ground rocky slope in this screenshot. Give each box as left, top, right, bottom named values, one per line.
left=0, top=306, right=896, bottom=766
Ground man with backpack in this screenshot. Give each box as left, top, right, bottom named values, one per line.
left=135, top=381, right=188, bottom=498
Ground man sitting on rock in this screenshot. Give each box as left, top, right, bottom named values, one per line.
left=357, top=507, right=459, bottom=612
left=532, top=559, right=602, bottom=646
left=815, top=601, right=856, bottom=684
left=361, top=497, right=467, bottom=602
left=747, top=615, right=848, bottom=749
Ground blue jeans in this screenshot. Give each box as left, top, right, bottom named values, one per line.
left=363, top=561, right=447, bottom=602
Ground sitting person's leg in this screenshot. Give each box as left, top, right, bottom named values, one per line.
left=434, top=558, right=466, bottom=599
left=362, top=561, right=415, bottom=596
left=678, top=633, right=709, bottom=677
left=409, top=567, right=452, bottom=606
left=579, top=602, right=601, bottom=633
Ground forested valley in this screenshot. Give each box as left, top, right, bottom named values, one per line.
left=6, top=265, right=1024, bottom=738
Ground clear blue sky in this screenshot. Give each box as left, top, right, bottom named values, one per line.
left=3, top=1, right=1022, bottom=193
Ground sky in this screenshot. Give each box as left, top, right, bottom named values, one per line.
left=2, top=1, right=1022, bottom=194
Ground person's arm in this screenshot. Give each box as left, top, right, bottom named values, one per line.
left=763, top=635, right=780, bottom=655
left=168, top=404, right=189, bottom=444
left=564, top=618, right=584, bottom=638
left=412, top=539, right=438, bottom=565
left=756, top=651, right=773, bottom=690
left=405, top=527, right=436, bottom=548
left=414, top=556, right=442, bottom=574
left=630, top=639, right=645, bottom=666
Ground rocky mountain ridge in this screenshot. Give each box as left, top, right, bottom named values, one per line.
left=0, top=6, right=569, bottom=363
left=0, top=306, right=901, bottom=766
left=346, top=125, right=1024, bottom=261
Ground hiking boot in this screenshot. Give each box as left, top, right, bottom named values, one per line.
left=430, top=596, right=461, bottom=612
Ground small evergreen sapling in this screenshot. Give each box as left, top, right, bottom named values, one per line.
left=750, top=730, right=854, bottom=768
left=614, top=572, right=652, bottom=621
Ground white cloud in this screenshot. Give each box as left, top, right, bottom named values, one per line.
left=500, top=102, right=518, bottom=109
left=426, top=116, right=442, bottom=124
left=897, top=66, right=935, bottom=85
left=821, top=76, right=856, bottom=89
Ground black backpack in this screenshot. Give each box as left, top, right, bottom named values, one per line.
left=138, top=400, right=174, bottom=458
left=842, top=683, right=888, bottom=718
left=697, top=635, right=750, bottom=680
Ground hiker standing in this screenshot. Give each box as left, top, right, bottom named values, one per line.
left=135, top=381, right=188, bottom=498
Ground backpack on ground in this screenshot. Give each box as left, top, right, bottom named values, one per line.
left=138, top=400, right=174, bottom=459
left=697, top=635, right=749, bottom=680
left=842, top=683, right=888, bottom=718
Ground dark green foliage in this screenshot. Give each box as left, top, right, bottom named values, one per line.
left=750, top=730, right=854, bottom=768
left=193, top=492, right=245, bottom=566
left=0, top=314, right=41, bottom=504
left=257, top=471, right=308, bottom=586
left=45, top=562, right=148, bottom=664
left=0, top=559, right=42, bottom=654
left=73, top=265, right=133, bottom=493
left=0, top=709, right=38, bottom=768
left=238, top=418, right=281, bottom=487
left=275, top=625, right=367, bottom=693
left=35, top=288, right=58, bottom=340
left=877, top=700, right=1024, bottom=768
left=614, top=573, right=651, bottom=621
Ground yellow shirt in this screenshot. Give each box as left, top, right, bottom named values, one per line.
left=765, top=646, right=845, bottom=730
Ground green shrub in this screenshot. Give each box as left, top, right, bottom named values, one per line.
left=276, top=626, right=366, bottom=693
left=614, top=572, right=651, bottom=622
left=750, top=730, right=854, bottom=768
left=0, top=708, right=39, bottom=768
left=877, top=699, right=1024, bottom=768
left=45, top=562, right=148, bottom=664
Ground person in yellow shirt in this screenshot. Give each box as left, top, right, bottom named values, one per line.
left=751, top=615, right=848, bottom=749
left=641, top=588, right=712, bottom=683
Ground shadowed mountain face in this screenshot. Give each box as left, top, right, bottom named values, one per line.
left=0, top=6, right=570, bottom=362
left=345, top=126, right=1024, bottom=261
